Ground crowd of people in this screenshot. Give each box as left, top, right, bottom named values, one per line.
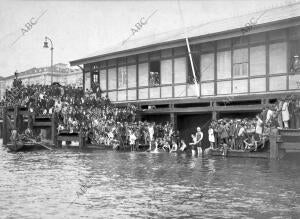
left=2, top=77, right=299, bottom=154
left=207, top=95, right=300, bottom=152
left=1, top=78, right=137, bottom=145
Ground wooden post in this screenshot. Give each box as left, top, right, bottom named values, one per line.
left=212, top=111, right=218, bottom=120
left=51, top=113, right=57, bottom=146
left=170, top=112, right=177, bottom=131
left=13, top=105, right=18, bottom=130
left=56, top=138, right=62, bottom=148
left=269, top=128, right=281, bottom=159
left=2, top=107, right=7, bottom=145
left=79, top=129, right=86, bottom=149
left=269, top=133, right=278, bottom=159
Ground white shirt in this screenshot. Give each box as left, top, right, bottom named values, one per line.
left=266, top=110, right=274, bottom=123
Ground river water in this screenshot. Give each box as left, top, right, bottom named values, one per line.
left=0, top=147, right=300, bottom=219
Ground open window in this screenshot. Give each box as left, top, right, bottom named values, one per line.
left=233, top=48, right=248, bottom=78
left=92, top=73, right=99, bottom=83
left=187, top=54, right=200, bottom=84
left=149, top=61, right=160, bottom=86
left=290, top=40, right=300, bottom=74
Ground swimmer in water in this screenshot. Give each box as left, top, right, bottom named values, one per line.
left=162, top=140, right=170, bottom=152
left=179, top=139, right=187, bottom=151
left=189, top=134, right=197, bottom=155
left=169, top=140, right=178, bottom=153
left=151, top=140, right=160, bottom=153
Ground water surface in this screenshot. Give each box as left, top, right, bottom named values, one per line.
left=0, top=147, right=300, bottom=219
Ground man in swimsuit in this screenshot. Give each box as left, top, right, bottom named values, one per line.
left=195, top=127, right=204, bottom=156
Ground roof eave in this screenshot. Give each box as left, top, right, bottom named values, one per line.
left=70, top=16, right=300, bottom=67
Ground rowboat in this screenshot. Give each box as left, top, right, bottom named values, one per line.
left=6, top=139, right=54, bottom=152
left=6, top=141, right=34, bottom=152
left=207, top=148, right=269, bottom=159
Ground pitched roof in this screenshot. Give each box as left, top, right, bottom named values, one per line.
left=70, top=2, right=300, bottom=65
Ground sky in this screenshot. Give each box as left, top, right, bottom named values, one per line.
left=0, top=0, right=298, bottom=77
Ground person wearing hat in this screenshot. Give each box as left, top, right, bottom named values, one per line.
left=291, top=54, right=300, bottom=73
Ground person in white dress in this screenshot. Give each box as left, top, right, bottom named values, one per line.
left=129, top=130, right=137, bottom=151
left=282, top=99, right=290, bottom=128
left=148, top=122, right=154, bottom=150
left=255, top=115, right=263, bottom=135
left=208, top=126, right=215, bottom=149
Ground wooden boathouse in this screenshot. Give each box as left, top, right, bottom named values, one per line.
left=70, top=4, right=300, bottom=144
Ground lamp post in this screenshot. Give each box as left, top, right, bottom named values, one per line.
left=43, top=36, right=54, bottom=85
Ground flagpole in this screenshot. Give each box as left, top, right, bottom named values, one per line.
left=177, top=0, right=200, bottom=97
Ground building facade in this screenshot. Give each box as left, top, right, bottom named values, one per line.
left=70, top=3, right=300, bottom=142
left=0, top=63, right=83, bottom=97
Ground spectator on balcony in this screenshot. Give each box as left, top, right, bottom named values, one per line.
left=282, top=98, right=290, bottom=129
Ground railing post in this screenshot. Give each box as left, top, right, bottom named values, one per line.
left=270, top=128, right=279, bottom=159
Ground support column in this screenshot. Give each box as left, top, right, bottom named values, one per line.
left=212, top=101, right=218, bottom=121
left=170, top=112, right=177, bottom=131
left=269, top=134, right=278, bottom=159
left=270, top=128, right=280, bottom=159
left=13, top=105, right=18, bottom=130
left=212, top=111, right=218, bottom=121
left=51, top=113, right=57, bottom=146
left=3, top=107, right=7, bottom=145
left=79, top=129, right=86, bottom=149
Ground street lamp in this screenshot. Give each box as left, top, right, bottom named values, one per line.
left=43, top=36, right=54, bottom=85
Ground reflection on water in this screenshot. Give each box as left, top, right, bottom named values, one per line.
left=0, top=147, right=300, bottom=218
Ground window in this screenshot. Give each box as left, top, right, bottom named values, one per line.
left=108, top=68, right=117, bottom=90
left=149, top=61, right=160, bottom=86
left=187, top=55, right=200, bottom=84
left=250, top=45, right=266, bottom=76
left=201, top=53, right=214, bottom=81
left=85, top=72, right=91, bottom=91
left=100, top=70, right=107, bottom=90
left=269, top=42, right=287, bottom=74
left=217, top=51, right=231, bottom=79
left=91, top=64, right=99, bottom=83
left=118, top=66, right=127, bottom=89
left=233, top=48, right=248, bottom=78
left=289, top=40, right=300, bottom=74
left=174, top=57, right=187, bottom=83
left=161, top=59, right=172, bottom=84
left=127, top=65, right=137, bottom=88
left=138, top=63, right=148, bottom=87
left=93, top=73, right=99, bottom=83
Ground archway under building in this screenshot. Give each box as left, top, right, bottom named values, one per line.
left=177, top=113, right=211, bottom=148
